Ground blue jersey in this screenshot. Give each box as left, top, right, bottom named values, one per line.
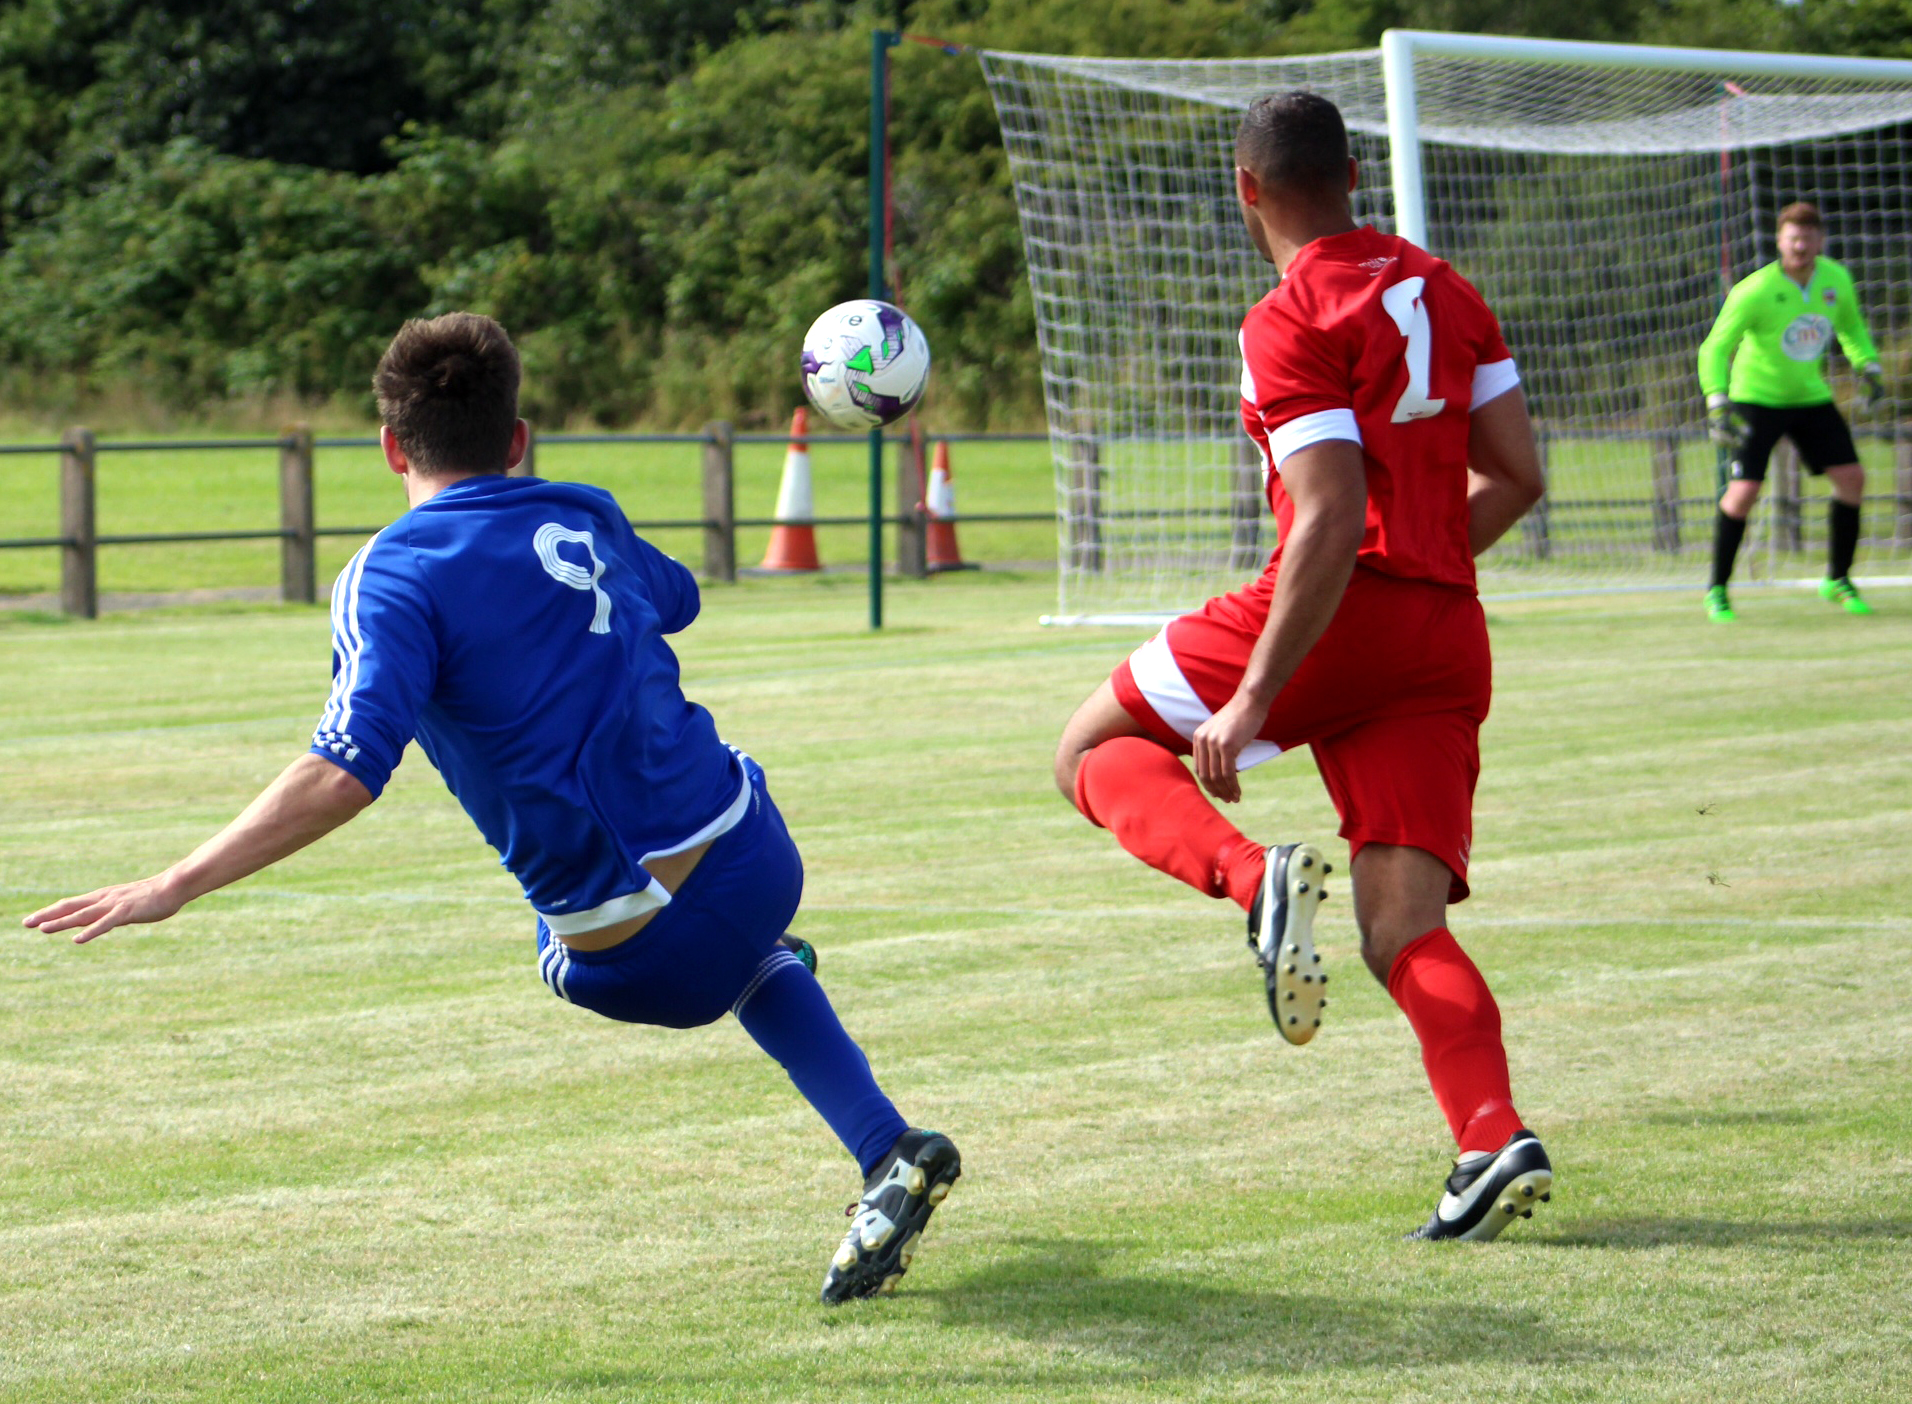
left=311, top=475, right=748, bottom=935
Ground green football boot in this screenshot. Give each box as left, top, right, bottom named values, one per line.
left=1818, top=577, right=1873, bottom=615
left=1704, top=585, right=1736, bottom=623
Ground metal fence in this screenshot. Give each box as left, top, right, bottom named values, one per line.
left=0, top=425, right=1052, bottom=617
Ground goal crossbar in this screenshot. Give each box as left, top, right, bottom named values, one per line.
left=1383, top=30, right=1912, bottom=245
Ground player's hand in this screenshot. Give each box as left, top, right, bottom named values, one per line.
left=1706, top=395, right=1748, bottom=451
left=24, top=873, right=186, bottom=944
left=1192, top=692, right=1269, bottom=805
left=1862, top=366, right=1889, bottom=412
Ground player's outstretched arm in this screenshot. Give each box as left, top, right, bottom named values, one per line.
left=1191, top=439, right=1366, bottom=804
left=1466, top=387, right=1545, bottom=557
left=24, top=754, right=373, bottom=944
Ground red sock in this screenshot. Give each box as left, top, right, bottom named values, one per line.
left=1386, top=928, right=1525, bottom=1154
left=1074, top=737, right=1265, bottom=909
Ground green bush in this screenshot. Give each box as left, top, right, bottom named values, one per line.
left=0, top=0, right=1902, bottom=428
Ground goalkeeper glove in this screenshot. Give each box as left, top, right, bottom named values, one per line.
left=1861, top=364, right=1889, bottom=413
left=1706, top=393, right=1748, bottom=452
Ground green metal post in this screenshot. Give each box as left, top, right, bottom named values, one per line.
left=868, top=28, right=898, bottom=630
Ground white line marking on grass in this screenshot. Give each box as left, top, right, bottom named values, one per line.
left=1460, top=914, right=1911, bottom=932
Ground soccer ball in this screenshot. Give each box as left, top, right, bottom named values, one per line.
left=800, top=300, right=931, bottom=430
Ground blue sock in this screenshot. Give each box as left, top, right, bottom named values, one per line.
left=732, top=953, right=909, bottom=1177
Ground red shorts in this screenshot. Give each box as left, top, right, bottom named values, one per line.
left=1111, top=566, right=1491, bottom=901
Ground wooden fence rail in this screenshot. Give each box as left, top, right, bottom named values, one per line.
left=0, top=424, right=1053, bottom=617
left=9, top=422, right=1903, bottom=619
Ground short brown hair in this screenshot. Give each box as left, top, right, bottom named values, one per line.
left=1235, top=91, right=1349, bottom=196
left=374, top=313, right=522, bottom=476
left=1777, top=201, right=1823, bottom=233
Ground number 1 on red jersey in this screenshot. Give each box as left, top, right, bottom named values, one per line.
left=1382, top=276, right=1448, bottom=425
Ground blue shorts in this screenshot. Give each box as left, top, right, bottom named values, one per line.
left=534, top=761, right=804, bottom=1029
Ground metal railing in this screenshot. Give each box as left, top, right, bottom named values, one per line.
left=0, top=425, right=1054, bottom=617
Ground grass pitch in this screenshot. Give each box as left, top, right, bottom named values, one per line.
left=2, top=574, right=1909, bottom=1403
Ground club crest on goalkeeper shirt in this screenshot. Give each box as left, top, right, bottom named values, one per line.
left=1781, top=314, right=1833, bottom=362
left=1238, top=225, right=1520, bottom=592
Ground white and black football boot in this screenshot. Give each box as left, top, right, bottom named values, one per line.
left=820, top=1128, right=962, bottom=1303
left=1407, top=1130, right=1553, bottom=1242
left=1247, top=843, right=1331, bottom=1044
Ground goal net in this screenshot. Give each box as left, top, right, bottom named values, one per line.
left=977, top=33, right=1912, bottom=621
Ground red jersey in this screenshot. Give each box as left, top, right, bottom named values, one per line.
left=1239, top=226, right=1518, bottom=592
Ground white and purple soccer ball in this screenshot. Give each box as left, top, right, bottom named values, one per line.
left=800, top=299, right=931, bottom=430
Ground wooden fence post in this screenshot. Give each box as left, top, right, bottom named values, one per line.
left=1067, top=421, right=1103, bottom=574
left=280, top=423, right=316, bottom=604
left=1774, top=439, right=1802, bottom=553
left=701, top=421, right=735, bottom=582
left=1230, top=434, right=1266, bottom=572
left=60, top=427, right=96, bottom=619
left=1652, top=433, right=1681, bottom=553
left=1895, top=425, right=1911, bottom=550
left=1522, top=426, right=1552, bottom=560
left=509, top=421, right=535, bottom=478
left=896, top=421, right=927, bottom=579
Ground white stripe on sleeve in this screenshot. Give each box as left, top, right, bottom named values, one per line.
left=1471, top=358, right=1521, bottom=410
left=338, top=539, right=373, bottom=732
left=1267, top=408, right=1361, bottom=473
left=318, top=549, right=358, bottom=733
left=320, top=534, right=382, bottom=735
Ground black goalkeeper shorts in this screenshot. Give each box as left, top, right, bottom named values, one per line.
left=1729, top=401, right=1860, bottom=482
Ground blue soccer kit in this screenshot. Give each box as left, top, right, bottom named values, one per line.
left=311, top=473, right=907, bottom=1174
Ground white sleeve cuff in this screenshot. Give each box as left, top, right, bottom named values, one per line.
left=1471, top=358, right=1521, bottom=410
left=1267, top=408, right=1361, bottom=471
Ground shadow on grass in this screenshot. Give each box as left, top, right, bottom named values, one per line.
left=1538, top=1217, right=1912, bottom=1249
left=1642, top=1107, right=1816, bottom=1128
left=0, top=607, right=70, bottom=626
left=928, top=1237, right=1602, bottom=1376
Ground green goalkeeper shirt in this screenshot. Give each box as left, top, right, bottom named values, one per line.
left=1697, top=257, right=1880, bottom=408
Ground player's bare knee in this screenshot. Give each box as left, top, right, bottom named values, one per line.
left=1357, top=930, right=1394, bottom=985
left=1358, top=920, right=1418, bottom=984
left=1350, top=901, right=1399, bottom=984
left=1350, top=844, right=1451, bottom=982
left=1053, top=736, right=1085, bottom=802
left=1055, top=680, right=1149, bottom=805
left=1720, top=481, right=1760, bottom=519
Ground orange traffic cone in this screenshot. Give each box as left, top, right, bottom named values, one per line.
left=760, top=407, right=822, bottom=572
left=924, top=440, right=975, bottom=572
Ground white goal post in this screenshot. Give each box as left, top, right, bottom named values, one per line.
left=978, top=30, right=1912, bottom=622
